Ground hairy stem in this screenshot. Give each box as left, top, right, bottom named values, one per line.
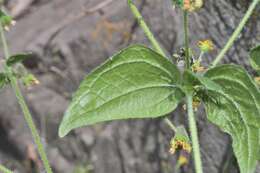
left=0, top=164, right=13, bottom=173
left=212, top=0, right=260, bottom=67
left=127, top=0, right=165, bottom=56
left=184, top=11, right=190, bottom=69
left=0, top=25, right=53, bottom=173
left=187, top=95, right=203, bottom=173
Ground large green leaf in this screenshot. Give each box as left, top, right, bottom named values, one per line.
left=59, top=45, right=183, bottom=137
left=203, top=64, right=260, bottom=173
left=249, top=45, right=260, bottom=75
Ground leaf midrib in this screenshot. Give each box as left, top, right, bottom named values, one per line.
left=65, top=84, right=179, bottom=126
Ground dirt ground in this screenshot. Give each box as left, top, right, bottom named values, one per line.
left=0, top=0, right=260, bottom=172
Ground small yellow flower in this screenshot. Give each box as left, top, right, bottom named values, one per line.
left=198, top=40, right=214, bottom=52
left=178, top=154, right=189, bottom=165
left=169, top=138, right=192, bottom=154
left=183, top=0, right=203, bottom=12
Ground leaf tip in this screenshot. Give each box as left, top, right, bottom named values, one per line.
left=58, top=121, right=70, bottom=138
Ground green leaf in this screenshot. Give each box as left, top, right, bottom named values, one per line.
left=182, top=70, right=223, bottom=94
left=249, top=45, right=260, bottom=74
left=59, top=45, right=183, bottom=137
left=6, top=53, right=32, bottom=66
left=0, top=73, right=9, bottom=89
left=203, top=64, right=260, bottom=173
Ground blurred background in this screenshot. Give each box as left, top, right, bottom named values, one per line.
left=0, top=0, right=259, bottom=172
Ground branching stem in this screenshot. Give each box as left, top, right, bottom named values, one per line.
left=0, top=24, right=53, bottom=173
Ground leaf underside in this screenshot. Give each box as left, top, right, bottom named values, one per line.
left=59, top=45, right=183, bottom=137
left=203, top=64, right=260, bottom=173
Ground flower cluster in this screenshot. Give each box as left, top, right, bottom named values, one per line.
left=172, top=0, right=203, bottom=12
left=169, top=138, right=192, bottom=154
left=0, top=10, right=15, bottom=31
left=198, top=40, right=214, bottom=53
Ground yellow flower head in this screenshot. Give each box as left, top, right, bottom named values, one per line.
left=183, top=0, right=203, bottom=12
left=198, top=40, right=214, bottom=52
left=169, top=126, right=192, bottom=154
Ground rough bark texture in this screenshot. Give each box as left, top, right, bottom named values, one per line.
left=0, top=0, right=260, bottom=172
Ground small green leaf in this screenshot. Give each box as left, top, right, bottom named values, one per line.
left=59, top=45, right=184, bottom=137
left=183, top=70, right=223, bottom=94
left=6, top=53, right=32, bottom=66
left=203, top=64, right=260, bottom=173
left=249, top=45, right=260, bottom=74
left=0, top=72, right=9, bottom=89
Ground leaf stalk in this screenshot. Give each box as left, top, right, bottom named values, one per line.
left=127, top=0, right=165, bottom=56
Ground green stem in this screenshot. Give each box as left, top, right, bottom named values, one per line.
left=211, top=0, right=260, bottom=67
left=0, top=164, right=13, bottom=173
left=0, top=25, right=53, bottom=173
left=184, top=11, right=190, bottom=69
left=127, top=0, right=179, bottom=133
left=198, top=52, right=204, bottom=62
left=127, top=0, right=165, bottom=56
left=164, top=118, right=177, bottom=132
left=187, top=95, right=203, bottom=173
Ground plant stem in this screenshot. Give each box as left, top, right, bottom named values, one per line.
left=187, top=95, right=203, bottom=173
left=127, top=0, right=165, bottom=56
left=184, top=11, right=190, bottom=69
left=211, top=0, right=260, bottom=67
left=127, top=0, right=180, bottom=132
left=0, top=25, right=53, bottom=173
left=0, top=164, right=13, bottom=173
left=164, top=118, right=177, bottom=132
left=198, top=52, right=204, bottom=62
